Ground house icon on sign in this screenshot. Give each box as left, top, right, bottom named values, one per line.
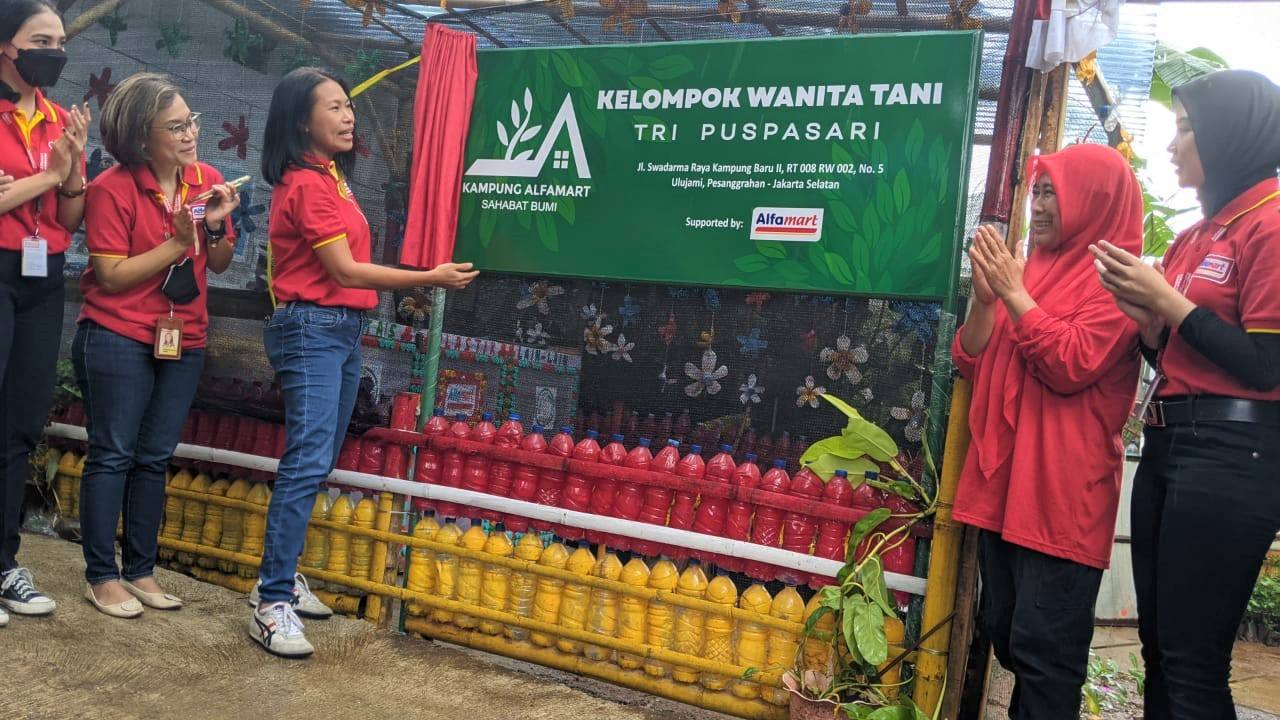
left=465, top=94, right=592, bottom=180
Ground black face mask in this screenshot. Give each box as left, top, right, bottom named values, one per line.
left=12, top=48, right=67, bottom=88
left=161, top=258, right=200, bottom=305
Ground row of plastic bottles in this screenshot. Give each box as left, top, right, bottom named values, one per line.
left=416, top=411, right=917, bottom=590
left=400, top=514, right=910, bottom=705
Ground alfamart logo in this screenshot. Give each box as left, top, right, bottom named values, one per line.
left=750, top=207, right=824, bottom=242
left=466, top=90, right=592, bottom=179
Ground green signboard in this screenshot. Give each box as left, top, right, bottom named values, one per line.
left=455, top=32, right=980, bottom=299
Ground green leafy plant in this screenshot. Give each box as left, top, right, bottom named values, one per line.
left=283, top=46, right=322, bottom=74
left=97, top=6, right=128, bottom=46
left=1241, top=575, right=1280, bottom=645
left=787, top=394, right=935, bottom=717
left=155, top=21, right=191, bottom=59
left=1081, top=652, right=1131, bottom=718
left=223, top=18, right=265, bottom=68
left=1149, top=42, right=1229, bottom=110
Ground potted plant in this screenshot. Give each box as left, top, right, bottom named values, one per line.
left=783, top=393, right=935, bottom=719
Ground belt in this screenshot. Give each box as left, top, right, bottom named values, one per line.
left=1144, top=395, right=1280, bottom=428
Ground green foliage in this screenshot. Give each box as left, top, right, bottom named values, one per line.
left=223, top=18, right=265, bottom=68
left=1246, top=575, right=1280, bottom=627
left=282, top=46, right=322, bottom=74
left=1149, top=42, right=1229, bottom=110
left=155, top=22, right=191, bottom=59
left=97, top=6, right=128, bottom=47
left=344, top=50, right=388, bottom=86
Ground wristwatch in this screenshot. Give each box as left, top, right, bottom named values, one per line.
left=202, top=218, right=228, bottom=245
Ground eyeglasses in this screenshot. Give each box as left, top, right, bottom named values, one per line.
left=156, top=112, right=201, bottom=139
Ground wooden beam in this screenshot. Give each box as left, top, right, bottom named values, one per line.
left=1038, top=64, right=1072, bottom=153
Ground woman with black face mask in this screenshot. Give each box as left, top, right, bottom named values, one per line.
left=1092, top=70, right=1280, bottom=717
left=0, top=0, right=90, bottom=627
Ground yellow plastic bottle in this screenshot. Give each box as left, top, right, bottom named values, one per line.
left=348, top=495, right=378, bottom=591
left=803, top=593, right=836, bottom=677
left=431, top=518, right=464, bottom=624
left=478, top=523, right=515, bottom=635
left=643, top=556, right=680, bottom=678
left=406, top=512, right=439, bottom=617
left=764, top=582, right=806, bottom=705
left=239, top=482, right=271, bottom=579
left=530, top=541, right=570, bottom=647
left=453, top=523, right=489, bottom=630
left=504, top=531, right=544, bottom=642
left=72, top=454, right=85, bottom=520
left=325, top=493, right=355, bottom=588
left=197, top=478, right=230, bottom=569
left=584, top=551, right=623, bottom=662
left=55, top=451, right=78, bottom=521
left=700, top=574, right=739, bottom=691
left=178, top=472, right=211, bottom=566
left=218, top=479, right=251, bottom=573
left=616, top=558, right=651, bottom=670
left=160, top=467, right=192, bottom=560
left=672, top=560, right=710, bottom=684
left=301, top=492, right=332, bottom=576
left=881, top=615, right=906, bottom=699
left=731, top=583, right=773, bottom=700
left=555, top=542, right=598, bottom=655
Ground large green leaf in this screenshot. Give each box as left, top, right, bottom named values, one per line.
left=550, top=51, right=583, bottom=88
left=852, top=597, right=887, bottom=665
left=842, top=595, right=863, bottom=663
left=892, top=170, right=911, bottom=215
left=860, top=557, right=896, bottom=616
left=847, top=507, right=891, bottom=564
left=824, top=253, right=855, bottom=285
left=800, top=436, right=870, bottom=466
left=806, top=452, right=877, bottom=481
left=649, top=54, right=695, bottom=80
left=804, top=604, right=834, bottom=636
left=904, top=119, right=925, bottom=166
left=866, top=707, right=914, bottom=720
left=733, top=254, right=771, bottom=273
left=1149, top=42, right=1229, bottom=109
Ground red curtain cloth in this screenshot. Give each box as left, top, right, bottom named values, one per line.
left=400, top=24, right=478, bottom=268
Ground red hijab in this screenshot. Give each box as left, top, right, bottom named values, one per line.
left=965, top=143, right=1143, bottom=548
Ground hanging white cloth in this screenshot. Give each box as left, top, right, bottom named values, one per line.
left=1025, top=0, right=1125, bottom=71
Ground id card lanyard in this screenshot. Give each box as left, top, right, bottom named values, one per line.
left=153, top=183, right=190, bottom=361
left=13, top=112, right=48, bottom=277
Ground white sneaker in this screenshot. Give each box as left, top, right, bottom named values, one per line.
left=0, top=568, right=56, bottom=616
left=248, top=573, right=333, bottom=619
left=248, top=602, right=314, bottom=658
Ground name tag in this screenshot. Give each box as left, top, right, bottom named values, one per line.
left=20, top=237, right=47, bottom=277
left=1193, top=254, right=1235, bottom=285
left=154, top=317, right=184, bottom=361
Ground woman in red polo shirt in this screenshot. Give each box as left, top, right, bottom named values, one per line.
left=248, top=67, right=476, bottom=658
left=73, top=73, right=239, bottom=618
left=0, top=0, right=89, bottom=623
left=1092, top=70, right=1280, bottom=717
left=953, top=143, right=1143, bottom=718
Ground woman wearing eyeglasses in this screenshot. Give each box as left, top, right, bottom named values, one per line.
left=73, top=73, right=239, bottom=618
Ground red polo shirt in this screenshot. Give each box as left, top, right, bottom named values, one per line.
left=0, top=90, right=85, bottom=254
left=1159, top=178, right=1280, bottom=400
left=78, top=162, right=234, bottom=349
left=267, top=156, right=377, bottom=310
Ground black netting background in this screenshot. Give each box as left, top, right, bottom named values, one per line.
left=50, top=0, right=1008, bottom=466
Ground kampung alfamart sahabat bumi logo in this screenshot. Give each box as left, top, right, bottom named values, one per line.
left=466, top=89, right=592, bottom=179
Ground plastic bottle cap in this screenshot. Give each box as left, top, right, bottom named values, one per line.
left=773, top=459, right=787, bottom=468
left=508, top=412, right=522, bottom=421
left=864, top=470, right=879, bottom=480
left=433, top=409, right=445, bottom=417
left=454, top=414, right=467, bottom=421
left=638, top=438, right=651, bottom=447
left=531, top=424, right=545, bottom=433
left=587, top=429, right=599, bottom=439
left=667, top=439, right=680, bottom=447
left=612, top=434, right=625, bottom=443
left=494, top=522, right=505, bottom=532
left=482, top=412, right=494, bottom=421
left=835, top=469, right=848, bottom=478
left=720, top=444, right=733, bottom=453
left=745, top=453, right=758, bottom=462
left=691, top=445, right=703, bottom=454
left=561, top=426, right=574, bottom=434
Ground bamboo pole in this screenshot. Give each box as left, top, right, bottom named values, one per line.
left=364, top=490, right=397, bottom=625
left=911, top=378, right=972, bottom=714
left=66, top=0, right=124, bottom=40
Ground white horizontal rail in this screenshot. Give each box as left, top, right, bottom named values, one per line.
left=45, top=422, right=927, bottom=596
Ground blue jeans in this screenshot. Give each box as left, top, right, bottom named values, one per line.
left=72, top=321, right=204, bottom=585
left=258, top=302, right=362, bottom=604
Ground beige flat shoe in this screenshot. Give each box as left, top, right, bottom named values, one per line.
left=85, top=584, right=143, bottom=619
left=121, top=580, right=183, bottom=610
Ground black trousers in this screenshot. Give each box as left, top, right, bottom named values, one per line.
left=979, top=531, right=1103, bottom=720
left=0, top=250, right=65, bottom=572
left=1134, top=420, right=1280, bottom=719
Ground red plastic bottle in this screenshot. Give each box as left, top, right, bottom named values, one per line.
left=780, top=467, right=824, bottom=582
left=587, top=433, right=627, bottom=546
left=633, top=439, right=680, bottom=558
left=460, top=412, right=498, bottom=520
left=669, top=444, right=704, bottom=534
left=335, top=435, right=361, bottom=495
left=436, top=414, right=471, bottom=519
left=723, top=452, right=761, bottom=573
left=610, top=437, right=651, bottom=551
left=413, top=409, right=449, bottom=511
left=745, top=459, right=790, bottom=583
left=533, top=426, right=575, bottom=532
left=558, top=429, right=601, bottom=541
left=811, top=469, right=856, bottom=587
left=692, top=444, right=736, bottom=565
left=484, top=412, right=524, bottom=521
left=506, top=423, right=546, bottom=532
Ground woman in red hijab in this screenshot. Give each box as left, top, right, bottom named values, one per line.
left=951, top=143, right=1143, bottom=719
